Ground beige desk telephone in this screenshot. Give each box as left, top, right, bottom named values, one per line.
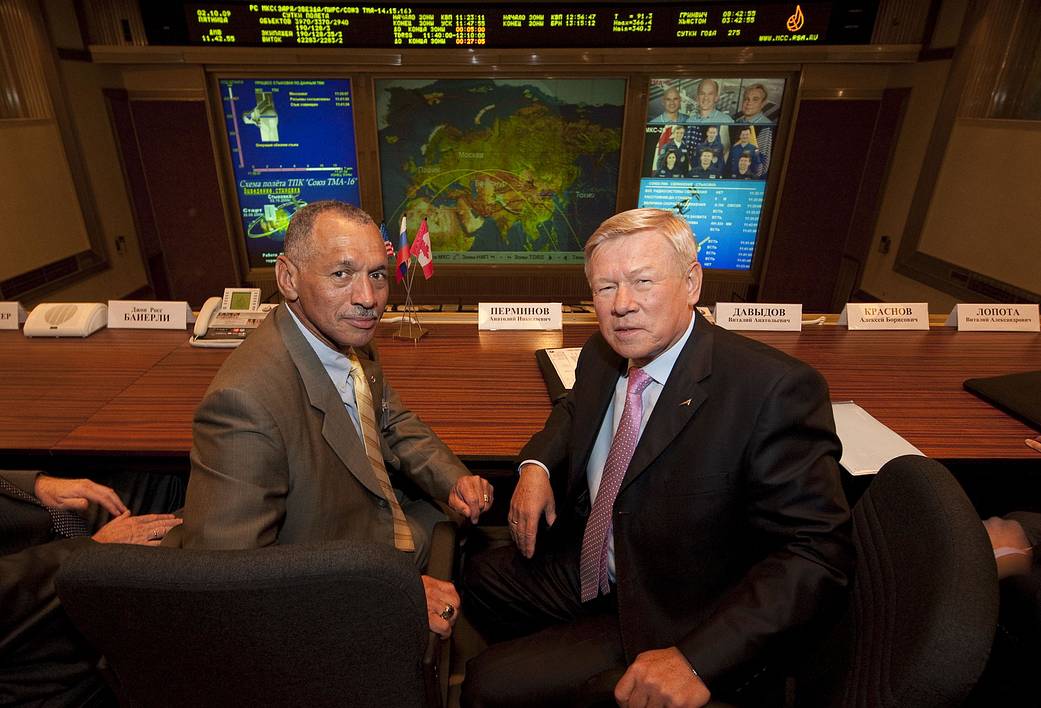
left=190, top=288, right=276, bottom=348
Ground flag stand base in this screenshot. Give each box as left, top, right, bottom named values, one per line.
left=393, top=228, right=429, bottom=342
left=393, top=315, right=428, bottom=341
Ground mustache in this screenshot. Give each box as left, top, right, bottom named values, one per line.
left=344, top=307, right=380, bottom=319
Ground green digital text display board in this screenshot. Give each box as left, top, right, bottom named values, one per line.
left=141, top=3, right=877, bottom=48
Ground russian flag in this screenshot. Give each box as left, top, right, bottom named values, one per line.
left=395, top=216, right=411, bottom=283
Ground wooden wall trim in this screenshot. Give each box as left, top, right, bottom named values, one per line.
left=88, top=44, right=924, bottom=68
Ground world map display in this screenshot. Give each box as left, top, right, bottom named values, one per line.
left=377, top=78, right=624, bottom=264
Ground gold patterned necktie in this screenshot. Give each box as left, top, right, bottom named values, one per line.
left=348, top=351, right=415, bottom=553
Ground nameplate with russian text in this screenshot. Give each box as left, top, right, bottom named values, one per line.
left=715, top=303, right=802, bottom=331
left=108, top=301, right=195, bottom=330
left=944, top=304, right=1040, bottom=332
left=479, top=302, right=562, bottom=330
left=838, top=303, right=929, bottom=330
left=0, top=302, right=27, bottom=330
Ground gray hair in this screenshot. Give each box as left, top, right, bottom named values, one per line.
left=584, top=208, right=698, bottom=279
left=283, top=200, right=376, bottom=263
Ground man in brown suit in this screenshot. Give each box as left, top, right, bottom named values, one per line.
left=171, top=201, right=492, bottom=636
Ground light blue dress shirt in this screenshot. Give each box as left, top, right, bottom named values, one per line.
left=587, top=312, right=696, bottom=582
left=285, top=306, right=363, bottom=438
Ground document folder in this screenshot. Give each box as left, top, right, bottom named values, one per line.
left=963, top=370, right=1041, bottom=430
left=535, top=348, right=580, bottom=403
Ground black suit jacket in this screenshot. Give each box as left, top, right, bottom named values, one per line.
left=0, top=471, right=101, bottom=705
left=520, top=316, right=853, bottom=684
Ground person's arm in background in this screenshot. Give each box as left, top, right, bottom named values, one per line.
left=984, top=515, right=1036, bottom=579
left=1, top=473, right=180, bottom=643
left=982, top=436, right=1041, bottom=579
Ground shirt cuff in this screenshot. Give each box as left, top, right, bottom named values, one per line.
left=518, top=460, right=550, bottom=478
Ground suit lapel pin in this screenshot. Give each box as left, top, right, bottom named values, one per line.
left=680, top=398, right=692, bottom=407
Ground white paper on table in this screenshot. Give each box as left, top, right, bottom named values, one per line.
left=545, top=347, right=581, bottom=391
left=832, top=401, right=924, bottom=476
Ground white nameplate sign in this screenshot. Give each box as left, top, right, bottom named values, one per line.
left=108, top=300, right=195, bottom=330
left=479, top=302, right=562, bottom=330
left=0, top=302, right=27, bottom=330
left=838, top=303, right=929, bottom=330
left=944, top=303, right=1040, bottom=332
left=715, top=303, right=802, bottom=331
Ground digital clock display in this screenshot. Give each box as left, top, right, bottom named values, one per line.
left=140, top=3, right=877, bottom=49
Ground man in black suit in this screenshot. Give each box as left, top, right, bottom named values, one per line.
left=463, top=208, right=852, bottom=707
left=1, top=471, right=180, bottom=705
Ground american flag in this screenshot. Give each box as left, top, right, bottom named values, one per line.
left=379, top=222, right=395, bottom=259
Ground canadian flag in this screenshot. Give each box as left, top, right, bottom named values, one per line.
left=411, top=218, right=434, bottom=279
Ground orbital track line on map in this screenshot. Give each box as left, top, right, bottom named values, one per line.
left=389, top=167, right=580, bottom=248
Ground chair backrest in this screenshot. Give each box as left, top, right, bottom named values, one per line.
left=56, top=541, right=431, bottom=708
left=799, top=455, right=998, bottom=707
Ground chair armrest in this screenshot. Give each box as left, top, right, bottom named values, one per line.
left=423, top=520, right=458, bottom=708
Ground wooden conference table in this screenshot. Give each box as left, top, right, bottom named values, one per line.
left=0, top=317, right=1038, bottom=466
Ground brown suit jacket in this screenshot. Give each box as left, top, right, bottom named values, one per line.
left=171, top=305, right=467, bottom=560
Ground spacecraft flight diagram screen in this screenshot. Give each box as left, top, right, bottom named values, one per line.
left=218, top=77, right=361, bottom=268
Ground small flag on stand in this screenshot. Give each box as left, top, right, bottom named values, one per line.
left=411, top=218, right=434, bottom=279
left=380, top=222, right=395, bottom=259
left=395, top=216, right=411, bottom=283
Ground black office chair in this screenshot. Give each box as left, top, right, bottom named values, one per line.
left=56, top=532, right=455, bottom=708
left=796, top=455, right=999, bottom=707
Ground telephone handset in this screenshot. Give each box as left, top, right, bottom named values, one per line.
left=190, top=288, right=276, bottom=348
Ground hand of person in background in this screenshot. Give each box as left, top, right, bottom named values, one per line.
left=34, top=475, right=127, bottom=516
left=1026, top=435, right=1041, bottom=454
left=448, top=475, right=495, bottom=524
left=984, top=516, right=1034, bottom=579
left=91, top=511, right=182, bottom=546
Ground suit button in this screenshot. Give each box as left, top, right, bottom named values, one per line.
left=377, top=499, right=388, bottom=508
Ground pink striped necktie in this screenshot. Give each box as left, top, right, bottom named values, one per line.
left=579, top=366, right=653, bottom=602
